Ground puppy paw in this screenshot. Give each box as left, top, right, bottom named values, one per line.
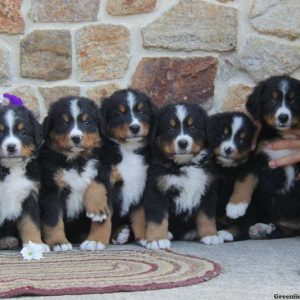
left=112, top=226, right=130, bottom=245
left=249, top=223, right=276, bottom=239
left=182, top=230, right=197, bottom=241
left=218, top=230, right=234, bottom=242
left=137, top=239, right=147, bottom=247
left=226, top=203, right=249, bottom=219
left=200, top=234, right=224, bottom=245
left=80, top=240, right=106, bottom=251
left=0, top=236, right=19, bottom=250
left=86, top=212, right=108, bottom=223
left=52, top=243, right=72, bottom=252
left=146, top=239, right=171, bottom=250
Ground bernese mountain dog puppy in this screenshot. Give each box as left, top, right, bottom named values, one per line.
left=207, top=112, right=256, bottom=241
left=99, top=89, right=155, bottom=246
left=0, top=105, right=49, bottom=252
left=143, top=103, right=224, bottom=250
left=39, top=96, right=110, bottom=251
left=225, top=75, right=300, bottom=239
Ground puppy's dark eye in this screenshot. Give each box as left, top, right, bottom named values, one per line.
left=84, top=120, right=90, bottom=125
left=139, top=110, right=145, bottom=115
left=190, top=125, right=197, bottom=132
left=60, top=121, right=67, bottom=127
left=168, top=127, right=175, bottom=134
left=19, top=129, right=26, bottom=135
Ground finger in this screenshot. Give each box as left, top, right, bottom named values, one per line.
left=267, top=139, right=300, bottom=150
left=269, top=153, right=300, bottom=168
left=284, top=129, right=300, bottom=137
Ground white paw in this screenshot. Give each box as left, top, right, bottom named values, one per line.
left=80, top=240, right=106, bottom=251
left=52, top=243, right=72, bottom=252
left=182, top=230, right=197, bottom=241
left=146, top=239, right=171, bottom=250
left=218, top=230, right=234, bottom=242
left=137, top=239, right=147, bottom=247
left=167, top=231, right=174, bottom=241
left=226, top=203, right=249, bottom=219
left=112, top=226, right=130, bottom=245
left=86, top=212, right=107, bottom=223
left=200, top=234, right=224, bottom=245
left=40, top=243, right=50, bottom=253
left=249, top=223, right=275, bottom=239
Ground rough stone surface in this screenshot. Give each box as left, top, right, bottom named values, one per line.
left=222, top=84, right=253, bottom=112
left=77, top=25, right=130, bottom=81
left=20, top=30, right=72, bottom=81
left=29, top=0, right=100, bottom=22
left=39, top=86, right=81, bottom=109
left=0, top=48, right=10, bottom=86
left=217, top=0, right=234, bottom=2
left=131, top=57, right=218, bottom=109
left=238, top=36, right=300, bottom=82
left=106, top=0, right=156, bottom=15
left=9, top=86, right=40, bottom=117
left=86, top=83, right=122, bottom=103
left=0, top=0, right=24, bottom=34
left=250, top=0, right=300, bottom=40
left=142, top=0, right=237, bottom=52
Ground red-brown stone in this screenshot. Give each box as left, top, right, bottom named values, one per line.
left=0, top=0, right=24, bottom=34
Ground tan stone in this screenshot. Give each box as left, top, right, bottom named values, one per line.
left=77, top=25, right=130, bottom=81
left=251, top=0, right=300, bottom=40
left=131, top=57, right=218, bottom=109
left=29, top=0, right=100, bottom=22
left=86, top=83, right=122, bottom=103
left=142, top=0, right=237, bottom=52
left=222, top=84, right=253, bottom=113
left=9, top=86, right=40, bottom=117
left=0, top=0, right=24, bottom=34
left=0, top=48, right=10, bottom=86
left=38, top=86, right=81, bottom=109
left=106, top=0, right=156, bottom=15
left=238, top=36, right=300, bottom=82
left=217, top=0, right=234, bottom=2
left=20, top=30, right=72, bottom=81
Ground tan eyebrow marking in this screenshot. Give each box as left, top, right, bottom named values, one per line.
left=0, top=124, right=4, bottom=132
left=288, top=92, right=295, bottom=100
left=82, top=113, right=89, bottom=121
left=63, top=114, right=69, bottom=122
left=187, top=117, right=193, bottom=126
left=272, top=91, right=279, bottom=100
left=240, top=132, right=246, bottom=139
left=137, top=102, right=143, bottom=110
left=17, top=122, right=24, bottom=130
left=119, top=104, right=126, bottom=113
left=170, top=119, right=176, bottom=127
left=224, top=127, right=229, bottom=135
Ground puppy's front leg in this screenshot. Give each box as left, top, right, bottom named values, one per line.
left=84, top=181, right=110, bottom=223
left=130, top=206, right=146, bottom=246
left=80, top=217, right=112, bottom=251
left=226, top=173, right=258, bottom=219
left=146, top=218, right=170, bottom=250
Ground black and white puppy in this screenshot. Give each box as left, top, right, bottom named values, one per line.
left=226, top=76, right=300, bottom=238
left=143, top=103, right=223, bottom=250
left=100, top=88, right=155, bottom=245
left=0, top=105, right=49, bottom=252
left=39, top=96, right=110, bottom=252
left=207, top=112, right=256, bottom=241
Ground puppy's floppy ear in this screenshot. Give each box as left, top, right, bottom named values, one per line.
left=42, top=116, right=51, bottom=140
left=246, top=81, right=266, bottom=121
left=28, top=111, right=44, bottom=149
left=99, top=98, right=109, bottom=137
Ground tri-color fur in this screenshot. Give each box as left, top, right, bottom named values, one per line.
left=143, top=103, right=224, bottom=250
left=39, top=97, right=110, bottom=252
left=226, top=76, right=300, bottom=239
left=0, top=105, right=49, bottom=252
left=99, top=89, right=156, bottom=245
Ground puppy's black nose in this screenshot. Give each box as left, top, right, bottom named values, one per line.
left=71, top=135, right=82, bottom=145
left=278, top=113, right=289, bottom=124
left=178, top=139, right=188, bottom=150
left=224, top=147, right=233, bottom=156
left=129, top=124, right=140, bottom=134
left=7, top=144, right=16, bottom=154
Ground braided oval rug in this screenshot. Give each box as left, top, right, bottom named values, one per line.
left=0, top=249, right=221, bottom=298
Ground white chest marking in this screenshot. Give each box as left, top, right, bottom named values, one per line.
left=63, top=159, right=98, bottom=219
left=117, top=145, right=148, bottom=216
left=159, top=165, right=209, bottom=215
left=0, top=164, right=35, bottom=225
left=263, top=147, right=297, bottom=193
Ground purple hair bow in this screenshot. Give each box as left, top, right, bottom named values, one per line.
left=3, top=93, right=24, bottom=106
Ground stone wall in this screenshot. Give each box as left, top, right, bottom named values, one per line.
left=0, top=0, right=299, bottom=120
